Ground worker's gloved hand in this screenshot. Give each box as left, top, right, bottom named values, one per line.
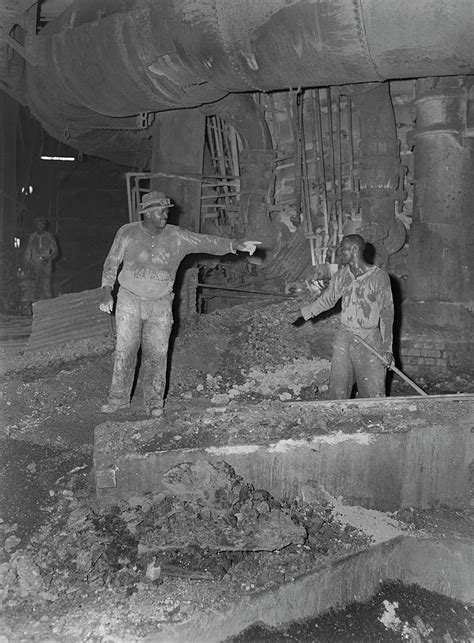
left=384, top=352, right=394, bottom=368
left=288, top=310, right=305, bottom=327
left=99, top=292, right=114, bottom=314
left=237, top=240, right=262, bottom=256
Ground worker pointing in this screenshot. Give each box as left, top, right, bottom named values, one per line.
left=99, top=190, right=261, bottom=417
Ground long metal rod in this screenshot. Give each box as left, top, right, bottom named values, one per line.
left=326, top=88, right=339, bottom=262
left=126, top=173, right=133, bottom=222
left=298, top=91, right=316, bottom=265
left=293, top=91, right=302, bottom=226
left=284, top=393, right=472, bottom=407
left=307, top=91, right=323, bottom=266
left=126, top=171, right=240, bottom=184
left=198, top=283, right=293, bottom=298
left=354, top=335, right=428, bottom=396
left=348, top=97, right=356, bottom=193
left=0, top=27, right=38, bottom=67
left=335, top=93, right=344, bottom=239
left=313, top=89, right=329, bottom=261
left=326, top=88, right=337, bottom=198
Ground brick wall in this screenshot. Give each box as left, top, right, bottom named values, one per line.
left=400, top=332, right=473, bottom=377
left=401, top=336, right=448, bottom=373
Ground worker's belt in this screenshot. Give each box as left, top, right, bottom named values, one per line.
left=339, top=325, right=380, bottom=338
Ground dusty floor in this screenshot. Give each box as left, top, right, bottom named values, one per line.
left=1, top=300, right=473, bottom=641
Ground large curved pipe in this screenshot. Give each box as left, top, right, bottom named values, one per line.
left=25, top=0, right=474, bottom=162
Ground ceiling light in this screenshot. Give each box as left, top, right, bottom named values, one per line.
left=40, top=155, right=76, bottom=161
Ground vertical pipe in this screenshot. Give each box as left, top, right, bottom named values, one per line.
left=125, top=172, right=133, bottom=222
left=299, top=93, right=310, bottom=229
left=327, top=88, right=337, bottom=198
left=0, top=92, right=19, bottom=308
left=314, top=89, right=329, bottom=261
left=335, top=93, right=344, bottom=239
left=54, top=140, right=60, bottom=235
left=299, top=92, right=316, bottom=265
left=406, top=76, right=473, bottom=331
left=347, top=96, right=359, bottom=213
left=309, top=91, right=320, bottom=187
left=326, top=88, right=338, bottom=261
left=294, top=91, right=302, bottom=226
left=309, top=91, right=323, bottom=264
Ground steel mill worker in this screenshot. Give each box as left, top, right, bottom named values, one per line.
left=24, top=217, right=58, bottom=301
left=290, top=234, right=394, bottom=399
left=99, top=190, right=261, bottom=417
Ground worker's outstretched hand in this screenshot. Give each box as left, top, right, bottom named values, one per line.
left=99, top=292, right=114, bottom=314
left=288, top=310, right=305, bottom=327
left=384, top=352, right=394, bottom=368
left=237, top=240, right=262, bottom=256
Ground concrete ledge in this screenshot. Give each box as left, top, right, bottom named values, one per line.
left=92, top=396, right=473, bottom=642
left=145, top=535, right=472, bottom=643
left=94, top=395, right=473, bottom=511
left=398, top=536, right=474, bottom=603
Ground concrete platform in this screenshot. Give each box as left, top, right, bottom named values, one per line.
left=94, top=394, right=474, bottom=511
left=92, top=394, right=473, bottom=642
left=142, top=534, right=472, bottom=642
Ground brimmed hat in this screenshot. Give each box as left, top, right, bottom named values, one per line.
left=139, top=191, right=174, bottom=212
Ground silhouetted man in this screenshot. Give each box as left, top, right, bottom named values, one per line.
left=24, top=217, right=58, bottom=301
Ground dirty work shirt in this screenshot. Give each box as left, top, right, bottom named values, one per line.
left=101, top=222, right=238, bottom=299
left=25, top=231, right=58, bottom=263
left=301, top=265, right=394, bottom=351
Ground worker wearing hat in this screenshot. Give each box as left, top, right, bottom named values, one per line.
left=99, top=190, right=261, bottom=417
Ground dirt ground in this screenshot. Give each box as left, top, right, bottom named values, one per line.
left=230, top=580, right=474, bottom=642
left=1, top=299, right=473, bottom=641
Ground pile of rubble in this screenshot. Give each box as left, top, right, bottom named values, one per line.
left=167, top=299, right=335, bottom=403
left=1, top=460, right=376, bottom=639
left=192, top=356, right=330, bottom=405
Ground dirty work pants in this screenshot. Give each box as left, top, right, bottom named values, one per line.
left=329, top=328, right=386, bottom=399
left=108, top=289, right=173, bottom=411
left=29, top=259, right=52, bottom=300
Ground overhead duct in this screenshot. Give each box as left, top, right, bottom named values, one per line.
left=16, top=0, right=474, bottom=307
left=24, top=0, right=474, bottom=165
left=346, top=83, right=407, bottom=261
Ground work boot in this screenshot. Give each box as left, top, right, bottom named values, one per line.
left=100, top=401, right=130, bottom=414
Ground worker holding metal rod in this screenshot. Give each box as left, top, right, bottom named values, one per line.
left=289, top=234, right=394, bottom=399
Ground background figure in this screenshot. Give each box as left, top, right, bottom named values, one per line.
left=24, top=217, right=58, bottom=301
